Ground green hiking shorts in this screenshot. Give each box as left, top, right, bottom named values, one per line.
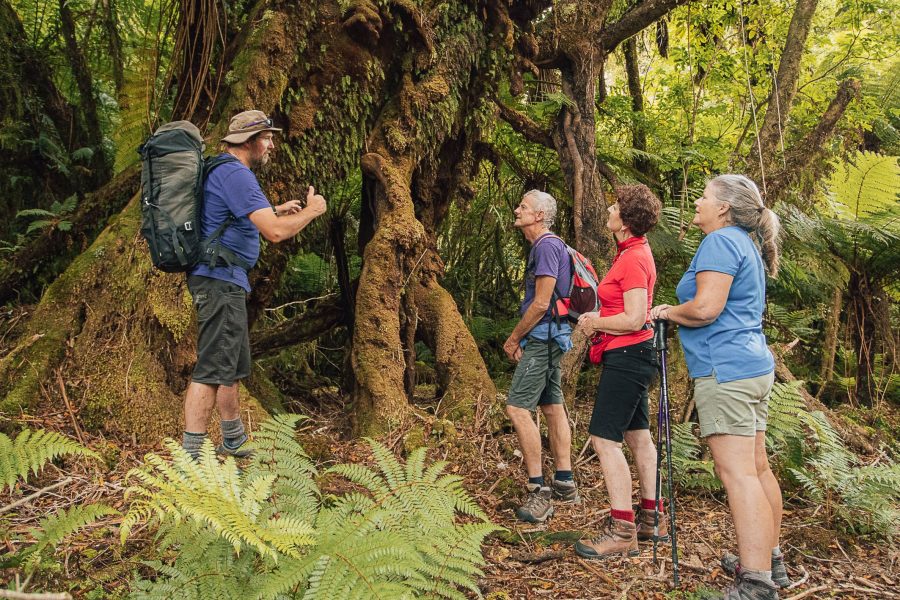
left=694, top=371, right=775, bottom=438
left=506, top=337, right=565, bottom=411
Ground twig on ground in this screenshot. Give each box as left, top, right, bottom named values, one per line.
left=56, top=370, right=85, bottom=446
left=784, top=585, right=828, bottom=600
left=786, top=564, right=809, bottom=589
left=0, top=477, right=73, bottom=515
left=0, top=591, right=73, bottom=600
left=839, top=583, right=899, bottom=597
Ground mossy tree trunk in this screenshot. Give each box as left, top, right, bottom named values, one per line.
left=1, top=0, right=505, bottom=441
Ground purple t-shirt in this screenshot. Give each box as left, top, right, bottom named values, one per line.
left=521, top=233, right=572, bottom=326
left=190, top=155, right=271, bottom=292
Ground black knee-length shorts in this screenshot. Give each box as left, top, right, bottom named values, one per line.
left=589, top=340, right=658, bottom=442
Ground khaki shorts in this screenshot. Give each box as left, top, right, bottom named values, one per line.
left=694, top=371, right=774, bottom=438
left=506, top=337, right=564, bottom=410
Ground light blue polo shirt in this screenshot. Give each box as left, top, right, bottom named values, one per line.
left=675, top=226, right=774, bottom=383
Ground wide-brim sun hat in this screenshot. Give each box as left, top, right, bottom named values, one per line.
left=221, top=110, right=282, bottom=144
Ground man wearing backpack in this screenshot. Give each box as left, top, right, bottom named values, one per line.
left=502, top=190, right=579, bottom=523
left=182, top=110, right=327, bottom=459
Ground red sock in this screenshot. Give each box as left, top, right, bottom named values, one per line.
left=611, top=508, right=635, bottom=522
left=641, top=498, right=664, bottom=512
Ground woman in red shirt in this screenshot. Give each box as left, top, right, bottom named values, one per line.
left=574, top=185, right=663, bottom=561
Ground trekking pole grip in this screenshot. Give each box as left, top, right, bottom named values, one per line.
left=653, top=319, right=668, bottom=351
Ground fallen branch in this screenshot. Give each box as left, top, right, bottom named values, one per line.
left=0, top=591, right=72, bottom=600
left=784, top=586, right=829, bottom=600
left=0, top=477, right=73, bottom=515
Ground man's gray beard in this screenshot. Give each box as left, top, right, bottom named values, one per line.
left=250, top=155, right=270, bottom=171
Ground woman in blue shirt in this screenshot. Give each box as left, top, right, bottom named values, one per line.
left=651, top=175, right=786, bottom=600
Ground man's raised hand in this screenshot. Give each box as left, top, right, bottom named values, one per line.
left=306, top=186, right=327, bottom=217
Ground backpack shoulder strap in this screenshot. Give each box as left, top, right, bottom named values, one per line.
left=203, top=153, right=240, bottom=182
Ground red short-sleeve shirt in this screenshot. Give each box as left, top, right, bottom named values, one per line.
left=589, top=236, right=656, bottom=363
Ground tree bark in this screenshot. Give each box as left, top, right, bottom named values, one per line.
left=623, top=36, right=655, bottom=178
left=102, top=0, right=125, bottom=95
left=749, top=0, right=819, bottom=179
left=58, top=0, right=110, bottom=186
left=816, top=285, right=843, bottom=397
left=250, top=300, right=345, bottom=358
left=763, top=79, right=861, bottom=205
left=170, top=0, right=224, bottom=123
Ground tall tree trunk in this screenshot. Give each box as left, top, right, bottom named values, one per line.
left=58, top=0, right=110, bottom=186
left=623, top=36, right=655, bottom=178
left=748, top=0, right=819, bottom=181
left=102, top=0, right=124, bottom=95
left=848, top=271, right=878, bottom=406
left=816, top=285, right=843, bottom=398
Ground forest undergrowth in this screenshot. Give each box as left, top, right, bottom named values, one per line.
left=1, top=378, right=897, bottom=599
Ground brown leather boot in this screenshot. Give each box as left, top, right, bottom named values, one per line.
left=636, top=506, right=669, bottom=542
left=574, top=517, right=639, bottom=559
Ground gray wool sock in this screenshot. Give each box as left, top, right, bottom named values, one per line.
left=742, top=568, right=775, bottom=586
left=221, top=418, right=247, bottom=450
left=182, top=431, right=206, bottom=459
left=772, top=546, right=783, bottom=557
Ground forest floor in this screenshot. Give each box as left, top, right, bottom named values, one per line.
left=1, top=385, right=898, bottom=599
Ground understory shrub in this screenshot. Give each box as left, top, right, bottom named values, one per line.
left=670, top=382, right=899, bottom=539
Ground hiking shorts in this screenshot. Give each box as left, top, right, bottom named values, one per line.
left=589, top=340, right=658, bottom=442
left=188, top=275, right=251, bottom=386
left=506, top=337, right=565, bottom=411
left=694, top=371, right=774, bottom=438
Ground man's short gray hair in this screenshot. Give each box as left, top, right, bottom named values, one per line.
left=524, top=190, right=557, bottom=229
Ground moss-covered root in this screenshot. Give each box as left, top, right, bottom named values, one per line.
left=414, top=268, right=496, bottom=421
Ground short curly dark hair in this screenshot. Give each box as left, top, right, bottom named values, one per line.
left=616, top=184, right=661, bottom=237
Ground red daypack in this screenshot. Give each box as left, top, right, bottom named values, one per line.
left=531, top=234, right=600, bottom=322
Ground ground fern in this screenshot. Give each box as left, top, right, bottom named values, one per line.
left=0, top=428, right=99, bottom=492
left=672, top=382, right=899, bottom=539
left=124, top=417, right=503, bottom=598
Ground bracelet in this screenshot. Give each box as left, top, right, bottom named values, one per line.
left=272, top=205, right=278, bottom=217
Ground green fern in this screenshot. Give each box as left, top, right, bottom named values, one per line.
left=670, top=422, right=721, bottom=491
left=0, top=429, right=100, bottom=492
left=827, top=152, right=900, bottom=221
left=124, top=417, right=502, bottom=598
left=121, top=440, right=316, bottom=560
left=672, top=382, right=899, bottom=539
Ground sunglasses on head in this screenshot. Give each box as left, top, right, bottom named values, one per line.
left=240, top=117, right=273, bottom=130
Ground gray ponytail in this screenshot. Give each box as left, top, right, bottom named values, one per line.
left=710, top=174, right=781, bottom=278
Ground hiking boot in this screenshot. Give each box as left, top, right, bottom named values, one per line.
left=636, top=506, right=669, bottom=542
left=551, top=478, right=581, bottom=504
left=721, top=551, right=791, bottom=589
left=703, top=571, right=779, bottom=600
left=574, top=516, right=639, bottom=560
left=215, top=440, right=254, bottom=459
left=515, top=484, right=554, bottom=523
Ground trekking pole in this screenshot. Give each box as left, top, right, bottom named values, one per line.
left=653, top=319, right=680, bottom=586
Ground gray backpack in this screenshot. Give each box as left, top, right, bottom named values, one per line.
left=138, top=121, right=250, bottom=273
